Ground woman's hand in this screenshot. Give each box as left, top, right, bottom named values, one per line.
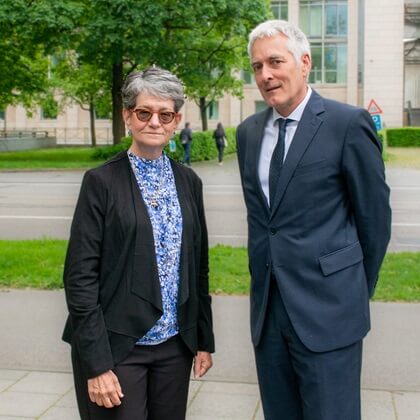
left=193, top=351, right=213, bottom=378
left=87, top=370, right=124, bottom=408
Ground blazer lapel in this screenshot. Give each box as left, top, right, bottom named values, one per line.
left=126, top=155, right=163, bottom=311
left=170, top=161, right=189, bottom=307
left=269, top=91, right=325, bottom=219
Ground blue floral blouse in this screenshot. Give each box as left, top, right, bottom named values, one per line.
left=128, top=151, right=183, bottom=345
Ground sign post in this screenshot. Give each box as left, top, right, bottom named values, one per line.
left=367, top=99, right=383, bottom=131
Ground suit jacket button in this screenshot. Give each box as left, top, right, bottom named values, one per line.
left=270, top=228, right=276, bottom=235
left=265, top=263, right=269, bottom=269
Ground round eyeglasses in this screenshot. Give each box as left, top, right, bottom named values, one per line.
left=131, top=108, right=177, bottom=124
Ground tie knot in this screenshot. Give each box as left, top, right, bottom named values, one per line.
left=277, top=118, right=293, bottom=129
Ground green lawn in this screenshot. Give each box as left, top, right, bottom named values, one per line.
left=0, top=240, right=419, bottom=301
left=0, top=147, right=104, bottom=169
left=1, top=145, right=420, bottom=170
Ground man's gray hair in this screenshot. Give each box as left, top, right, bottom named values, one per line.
left=248, top=20, right=311, bottom=64
left=121, top=67, right=185, bottom=112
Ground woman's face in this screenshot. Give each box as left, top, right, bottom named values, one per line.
left=123, top=92, right=182, bottom=159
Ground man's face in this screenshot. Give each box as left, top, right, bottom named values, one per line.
left=251, top=33, right=311, bottom=116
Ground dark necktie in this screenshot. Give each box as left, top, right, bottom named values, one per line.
left=269, top=118, right=290, bottom=205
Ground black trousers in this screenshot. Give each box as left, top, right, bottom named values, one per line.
left=72, top=336, right=193, bottom=420
left=254, top=279, right=363, bottom=420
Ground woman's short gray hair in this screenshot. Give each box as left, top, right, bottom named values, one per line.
left=248, top=20, right=311, bottom=64
left=121, top=67, right=185, bottom=112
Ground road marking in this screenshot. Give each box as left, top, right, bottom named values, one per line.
left=0, top=215, right=72, bottom=220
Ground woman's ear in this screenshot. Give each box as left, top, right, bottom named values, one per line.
left=123, top=109, right=131, bottom=128
left=174, top=112, right=183, bottom=128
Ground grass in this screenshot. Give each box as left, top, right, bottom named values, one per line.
left=0, top=240, right=419, bottom=301
left=385, top=147, right=420, bottom=169
left=0, top=147, right=104, bottom=169
left=1, top=145, right=420, bottom=170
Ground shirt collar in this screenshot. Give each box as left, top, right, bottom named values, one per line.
left=271, top=86, right=312, bottom=126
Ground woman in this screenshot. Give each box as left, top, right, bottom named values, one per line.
left=62, top=67, right=214, bottom=420
left=213, top=122, right=226, bottom=165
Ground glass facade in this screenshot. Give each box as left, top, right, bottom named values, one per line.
left=299, top=0, right=348, bottom=84
left=271, top=0, right=289, bottom=19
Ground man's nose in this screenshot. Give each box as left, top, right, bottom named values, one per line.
left=260, top=65, right=273, bottom=81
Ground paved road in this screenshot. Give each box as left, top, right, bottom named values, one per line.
left=0, top=155, right=420, bottom=251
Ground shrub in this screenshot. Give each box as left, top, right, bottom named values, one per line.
left=91, top=137, right=131, bottom=160
left=386, top=128, right=420, bottom=147
left=165, top=127, right=237, bottom=162
left=92, top=128, right=237, bottom=162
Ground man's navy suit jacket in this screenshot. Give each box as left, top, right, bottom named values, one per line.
left=236, top=90, right=391, bottom=352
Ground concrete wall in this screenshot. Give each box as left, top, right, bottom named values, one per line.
left=363, top=0, right=404, bottom=128
left=0, top=137, right=56, bottom=152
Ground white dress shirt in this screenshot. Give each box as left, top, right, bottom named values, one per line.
left=258, top=87, right=313, bottom=206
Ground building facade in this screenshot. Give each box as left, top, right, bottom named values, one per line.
left=1, top=0, right=409, bottom=144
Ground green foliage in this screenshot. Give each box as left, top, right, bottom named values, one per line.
left=0, top=0, right=84, bottom=109
left=165, top=127, right=237, bottom=162
left=91, top=128, right=237, bottom=162
left=91, top=136, right=132, bottom=160
left=386, top=127, right=420, bottom=147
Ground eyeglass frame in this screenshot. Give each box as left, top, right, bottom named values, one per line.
left=130, top=107, right=178, bottom=125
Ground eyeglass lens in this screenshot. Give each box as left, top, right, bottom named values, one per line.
left=134, top=109, right=176, bottom=124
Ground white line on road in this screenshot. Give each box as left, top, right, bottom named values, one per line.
left=0, top=217, right=420, bottom=228
left=0, top=215, right=72, bottom=220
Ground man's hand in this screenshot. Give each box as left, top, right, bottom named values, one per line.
left=87, top=370, right=124, bottom=408
left=193, top=351, right=213, bottom=379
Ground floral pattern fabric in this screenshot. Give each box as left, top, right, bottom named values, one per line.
left=128, top=151, right=183, bottom=345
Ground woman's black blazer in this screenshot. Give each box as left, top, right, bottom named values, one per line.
left=62, top=151, right=214, bottom=378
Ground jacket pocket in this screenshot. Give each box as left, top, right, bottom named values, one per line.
left=319, top=242, right=364, bottom=276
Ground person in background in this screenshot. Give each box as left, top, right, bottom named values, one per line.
left=213, top=122, right=227, bottom=165
left=180, top=121, right=193, bottom=166
left=236, top=20, right=391, bottom=420
left=62, top=66, right=214, bottom=420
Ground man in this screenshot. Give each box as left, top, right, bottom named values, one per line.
left=236, top=20, right=391, bottom=420
left=180, top=121, right=193, bottom=166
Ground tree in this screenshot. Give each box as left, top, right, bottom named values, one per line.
left=159, top=0, right=271, bottom=130
left=52, top=53, right=111, bottom=147
left=77, top=0, right=270, bottom=142
left=0, top=0, right=84, bottom=116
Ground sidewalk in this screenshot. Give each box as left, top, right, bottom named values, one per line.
left=1, top=290, right=420, bottom=419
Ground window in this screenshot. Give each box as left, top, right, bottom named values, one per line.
left=255, top=101, right=267, bottom=113
left=300, top=0, right=348, bottom=84
left=242, top=70, right=255, bottom=85
left=271, top=0, right=288, bottom=20
left=206, top=101, right=219, bottom=120
left=0, top=110, right=5, bottom=120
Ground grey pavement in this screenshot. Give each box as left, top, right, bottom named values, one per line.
left=1, top=290, right=420, bottom=419
left=1, top=157, right=420, bottom=418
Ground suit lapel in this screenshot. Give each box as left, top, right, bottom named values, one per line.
left=251, top=108, right=272, bottom=214
left=269, top=91, right=325, bottom=219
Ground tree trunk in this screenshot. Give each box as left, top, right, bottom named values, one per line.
left=89, top=102, right=97, bottom=147
left=199, top=97, right=208, bottom=131
left=112, top=62, right=125, bottom=145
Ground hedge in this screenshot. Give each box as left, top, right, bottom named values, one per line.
left=92, top=127, right=237, bottom=162
left=386, top=127, right=420, bottom=147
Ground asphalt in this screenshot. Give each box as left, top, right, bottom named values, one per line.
left=1, top=157, right=420, bottom=419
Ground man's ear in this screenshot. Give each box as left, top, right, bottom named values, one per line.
left=301, top=53, right=312, bottom=79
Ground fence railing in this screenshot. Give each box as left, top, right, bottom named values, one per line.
left=0, top=128, right=113, bottom=145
